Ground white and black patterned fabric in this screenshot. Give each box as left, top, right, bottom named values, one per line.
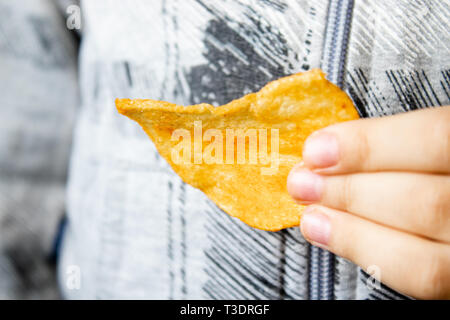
left=59, top=0, right=449, bottom=300
left=0, top=0, right=448, bottom=300
left=0, top=0, right=79, bottom=299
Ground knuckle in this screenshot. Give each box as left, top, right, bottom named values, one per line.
left=341, top=175, right=356, bottom=213
left=420, top=184, right=449, bottom=235
left=431, top=109, right=450, bottom=167
left=419, top=250, right=450, bottom=299
left=355, top=128, right=373, bottom=171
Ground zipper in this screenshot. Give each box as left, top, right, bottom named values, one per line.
left=308, top=0, right=354, bottom=300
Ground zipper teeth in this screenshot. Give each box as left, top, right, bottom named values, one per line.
left=309, top=246, right=320, bottom=300
left=319, top=246, right=334, bottom=299
left=309, top=0, right=354, bottom=300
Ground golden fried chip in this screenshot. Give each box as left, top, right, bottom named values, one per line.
left=116, top=69, right=359, bottom=231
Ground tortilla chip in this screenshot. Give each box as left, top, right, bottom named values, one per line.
left=116, top=69, right=359, bottom=231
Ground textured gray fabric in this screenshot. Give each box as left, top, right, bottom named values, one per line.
left=1, top=0, right=448, bottom=300
left=59, top=0, right=329, bottom=300
left=59, top=0, right=449, bottom=300
left=0, top=0, right=79, bottom=299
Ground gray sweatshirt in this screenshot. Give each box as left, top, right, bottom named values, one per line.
left=0, top=0, right=448, bottom=299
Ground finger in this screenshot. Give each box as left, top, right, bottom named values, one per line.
left=302, top=106, right=450, bottom=174
left=300, top=205, right=450, bottom=299
left=288, top=168, right=450, bottom=242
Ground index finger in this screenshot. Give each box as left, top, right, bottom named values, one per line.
left=302, top=106, right=450, bottom=174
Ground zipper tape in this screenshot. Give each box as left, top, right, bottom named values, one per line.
left=308, top=0, right=355, bottom=300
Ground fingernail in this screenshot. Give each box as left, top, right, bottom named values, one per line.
left=287, top=169, right=323, bottom=203
left=303, top=131, right=339, bottom=169
left=300, top=207, right=331, bottom=246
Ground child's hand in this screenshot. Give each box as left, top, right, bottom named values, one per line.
left=287, top=106, right=450, bottom=299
